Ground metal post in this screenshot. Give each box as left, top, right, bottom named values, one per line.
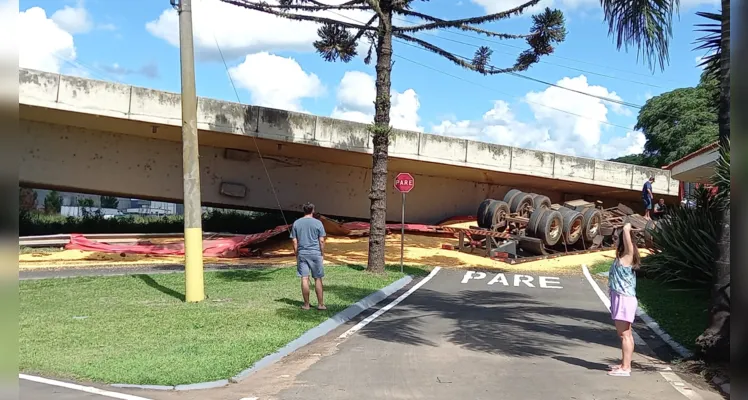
left=400, top=192, right=405, bottom=273
left=177, top=0, right=204, bottom=302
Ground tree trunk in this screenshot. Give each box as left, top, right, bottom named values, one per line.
left=366, top=7, right=394, bottom=274
left=695, top=0, right=730, bottom=362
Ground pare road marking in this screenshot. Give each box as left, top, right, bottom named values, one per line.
left=460, top=271, right=563, bottom=289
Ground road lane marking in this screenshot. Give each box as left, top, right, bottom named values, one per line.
left=462, top=271, right=564, bottom=289
left=19, top=374, right=153, bottom=400
left=581, top=264, right=705, bottom=400
left=337, top=267, right=441, bottom=341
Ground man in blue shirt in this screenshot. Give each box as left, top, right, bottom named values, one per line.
left=642, top=177, right=655, bottom=220
left=290, top=202, right=327, bottom=310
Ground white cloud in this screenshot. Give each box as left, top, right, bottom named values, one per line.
left=228, top=52, right=323, bottom=112
left=331, top=71, right=423, bottom=132
left=146, top=0, right=374, bottom=61
left=431, top=74, right=644, bottom=159
left=51, top=1, right=93, bottom=34
left=19, top=7, right=76, bottom=73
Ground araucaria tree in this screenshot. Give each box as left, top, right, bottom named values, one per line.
left=221, top=0, right=567, bottom=273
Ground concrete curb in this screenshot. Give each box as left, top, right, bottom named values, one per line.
left=634, top=308, right=694, bottom=359
left=711, top=376, right=730, bottom=396
left=230, top=275, right=413, bottom=383
left=111, top=275, right=413, bottom=391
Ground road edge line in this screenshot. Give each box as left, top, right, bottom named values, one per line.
left=19, top=374, right=154, bottom=400
left=581, top=264, right=704, bottom=400
left=230, top=274, right=415, bottom=383
left=337, top=266, right=442, bottom=341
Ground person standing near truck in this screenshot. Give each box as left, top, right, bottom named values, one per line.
left=641, top=177, right=655, bottom=220
left=290, top=202, right=327, bottom=310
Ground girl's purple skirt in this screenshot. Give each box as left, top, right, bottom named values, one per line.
left=610, top=290, right=638, bottom=323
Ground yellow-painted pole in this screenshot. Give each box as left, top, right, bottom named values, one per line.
left=177, top=0, right=204, bottom=302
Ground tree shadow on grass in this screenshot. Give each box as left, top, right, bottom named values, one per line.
left=213, top=268, right=283, bottom=282
left=132, top=274, right=185, bottom=301
left=337, top=263, right=431, bottom=277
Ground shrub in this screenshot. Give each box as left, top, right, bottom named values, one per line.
left=19, top=209, right=298, bottom=236
left=641, top=186, right=724, bottom=286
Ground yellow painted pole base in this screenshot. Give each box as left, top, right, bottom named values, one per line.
left=184, top=227, right=205, bottom=302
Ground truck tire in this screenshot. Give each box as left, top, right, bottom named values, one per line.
left=503, top=189, right=523, bottom=206
left=486, top=200, right=510, bottom=230
left=477, top=199, right=495, bottom=229
left=526, top=207, right=544, bottom=237
left=558, top=207, right=584, bottom=245
left=581, top=207, right=603, bottom=243
left=538, top=210, right=563, bottom=247
left=510, top=192, right=534, bottom=216
left=533, top=195, right=552, bottom=210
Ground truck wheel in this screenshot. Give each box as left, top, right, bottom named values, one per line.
left=581, top=207, right=603, bottom=243
left=558, top=207, right=584, bottom=245
left=538, top=210, right=563, bottom=247
left=533, top=195, right=552, bottom=211
left=486, top=200, right=510, bottom=230
left=510, top=192, right=534, bottom=216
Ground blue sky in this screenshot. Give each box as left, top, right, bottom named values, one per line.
left=18, top=0, right=720, bottom=160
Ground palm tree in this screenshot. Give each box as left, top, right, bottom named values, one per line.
left=600, top=0, right=730, bottom=361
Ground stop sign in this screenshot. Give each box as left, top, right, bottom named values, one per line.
left=394, top=172, right=415, bottom=193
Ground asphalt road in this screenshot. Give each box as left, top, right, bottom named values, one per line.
left=20, top=379, right=117, bottom=400
left=274, top=268, right=692, bottom=400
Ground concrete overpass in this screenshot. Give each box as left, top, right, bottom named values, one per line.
left=19, top=68, right=678, bottom=223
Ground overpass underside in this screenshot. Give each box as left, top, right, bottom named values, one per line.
left=19, top=104, right=675, bottom=224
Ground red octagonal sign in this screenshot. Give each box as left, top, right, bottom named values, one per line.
left=394, top=172, right=415, bottom=193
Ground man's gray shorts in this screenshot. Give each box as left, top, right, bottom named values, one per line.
left=297, top=254, right=324, bottom=279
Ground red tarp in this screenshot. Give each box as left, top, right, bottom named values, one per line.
left=65, top=224, right=291, bottom=258
left=64, top=217, right=462, bottom=258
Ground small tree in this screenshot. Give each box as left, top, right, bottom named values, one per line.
left=101, top=196, right=119, bottom=209
left=77, top=198, right=95, bottom=208
left=221, top=0, right=567, bottom=272
left=43, top=191, right=63, bottom=214
left=19, top=188, right=38, bottom=211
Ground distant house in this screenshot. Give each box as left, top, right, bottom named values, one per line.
left=662, top=142, right=720, bottom=206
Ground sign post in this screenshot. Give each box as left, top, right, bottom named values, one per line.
left=394, top=172, right=415, bottom=273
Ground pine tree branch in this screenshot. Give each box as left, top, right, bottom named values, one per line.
left=395, top=9, right=533, bottom=39
left=395, top=0, right=541, bottom=33
left=364, top=0, right=388, bottom=24
left=245, top=0, right=370, bottom=11
left=219, top=0, right=378, bottom=31
left=353, top=15, right=378, bottom=41
left=394, top=33, right=519, bottom=74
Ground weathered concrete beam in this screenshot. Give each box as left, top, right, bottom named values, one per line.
left=18, top=68, right=679, bottom=196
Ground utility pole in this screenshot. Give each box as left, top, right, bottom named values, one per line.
left=175, top=0, right=205, bottom=302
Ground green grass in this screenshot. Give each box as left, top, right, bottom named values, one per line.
left=20, top=265, right=430, bottom=386
left=637, top=280, right=709, bottom=351
left=589, top=260, right=709, bottom=351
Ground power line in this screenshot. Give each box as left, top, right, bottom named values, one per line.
left=396, top=25, right=666, bottom=89
left=211, top=33, right=291, bottom=231
left=399, top=15, right=681, bottom=85
left=330, top=10, right=644, bottom=112
left=392, top=37, right=643, bottom=109
left=392, top=53, right=636, bottom=132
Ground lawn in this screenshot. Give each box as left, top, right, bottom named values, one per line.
left=589, top=261, right=709, bottom=351
left=20, top=265, right=429, bottom=386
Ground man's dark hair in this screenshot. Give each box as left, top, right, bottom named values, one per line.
left=302, top=202, right=315, bottom=215
left=649, top=176, right=655, bottom=182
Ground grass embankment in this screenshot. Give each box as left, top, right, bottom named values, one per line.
left=20, top=265, right=429, bottom=386
left=590, top=260, right=709, bottom=351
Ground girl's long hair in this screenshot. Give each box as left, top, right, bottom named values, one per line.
left=616, top=229, right=641, bottom=270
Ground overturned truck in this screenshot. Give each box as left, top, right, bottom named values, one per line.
left=459, top=189, right=653, bottom=262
